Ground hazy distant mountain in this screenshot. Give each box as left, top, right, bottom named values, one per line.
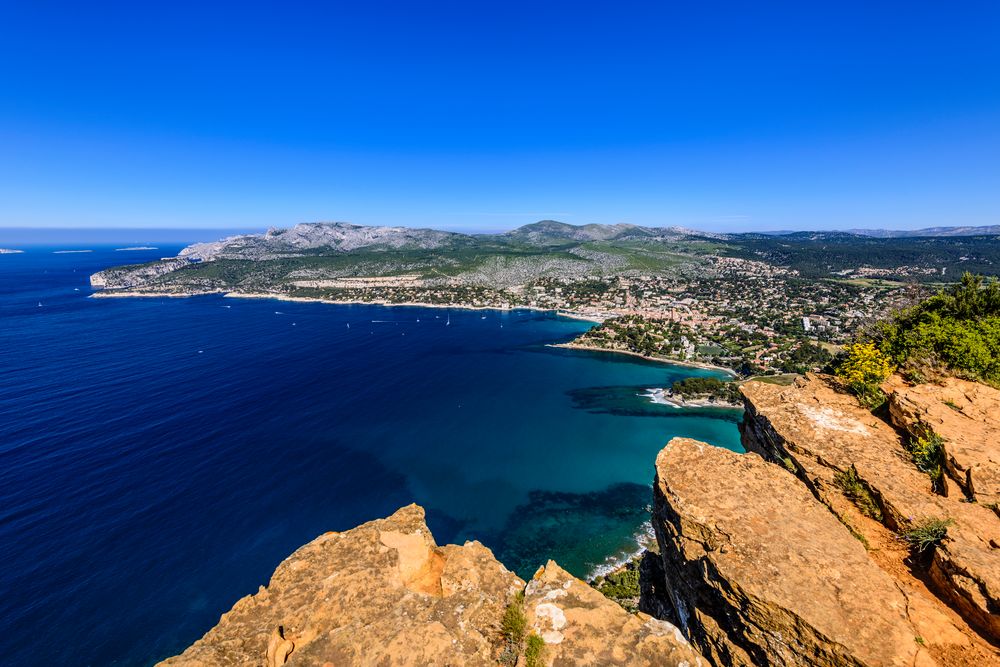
left=841, top=225, right=1000, bottom=238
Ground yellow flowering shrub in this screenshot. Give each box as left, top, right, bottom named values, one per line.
left=837, top=342, right=894, bottom=407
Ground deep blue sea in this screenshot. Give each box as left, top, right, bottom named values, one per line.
left=0, top=245, right=742, bottom=665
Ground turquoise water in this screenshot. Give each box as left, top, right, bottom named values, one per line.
left=0, top=247, right=742, bottom=665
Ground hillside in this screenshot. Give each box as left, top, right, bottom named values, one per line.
left=91, top=222, right=1000, bottom=298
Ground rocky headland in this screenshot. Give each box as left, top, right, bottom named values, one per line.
left=160, top=374, right=999, bottom=666
left=159, top=505, right=703, bottom=667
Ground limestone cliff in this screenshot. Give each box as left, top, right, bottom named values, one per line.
left=90, top=257, right=190, bottom=290
left=654, top=437, right=949, bottom=666
left=700, top=374, right=1000, bottom=665
left=158, top=505, right=702, bottom=666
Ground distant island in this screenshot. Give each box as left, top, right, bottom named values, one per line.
left=91, top=220, right=1000, bottom=376
left=0, top=248, right=25, bottom=254
left=115, top=246, right=159, bottom=251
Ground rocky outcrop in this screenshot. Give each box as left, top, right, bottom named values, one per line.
left=524, top=561, right=705, bottom=666
left=653, top=437, right=946, bottom=667
left=159, top=505, right=702, bottom=666
left=740, top=375, right=1000, bottom=647
left=159, top=505, right=521, bottom=666
left=178, top=223, right=468, bottom=262
left=887, top=377, right=1000, bottom=506
left=90, top=257, right=190, bottom=289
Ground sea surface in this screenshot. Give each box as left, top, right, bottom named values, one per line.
left=0, top=245, right=743, bottom=665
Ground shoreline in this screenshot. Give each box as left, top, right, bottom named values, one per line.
left=642, top=387, right=742, bottom=410
left=89, top=288, right=605, bottom=322
left=90, top=290, right=217, bottom=298
left=550, top=341, right=738, bottom=376
left=92, top=288, right=738, bottom=378
left=586, top=519, right=656, bottom=581
left=225, top=292, right=606, bottom=321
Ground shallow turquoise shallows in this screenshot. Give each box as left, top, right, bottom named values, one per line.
left=0, top=247, right=742, bottom=665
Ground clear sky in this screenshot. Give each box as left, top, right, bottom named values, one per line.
left=1, top=1, right=998, bottom=232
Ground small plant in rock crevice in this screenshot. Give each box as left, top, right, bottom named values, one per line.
left=908, top=428, right=946, bottom=493
left=524, top=633, right=546, bottom=667
left=833, top=467, right=883, bottom=521
left=498, top=591, right=530, bottom=666
left=901, top=517, right=953, bottom=553
left=837, top=514, right=871, bottom=549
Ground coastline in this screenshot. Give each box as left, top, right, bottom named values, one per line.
left=642, top=387, right=742, bottom=410
left=90, top=290, right=218, bottom=298
left=92, top=288, right=738, bottom=379
left=550, top=341, right=738, bottom=376
left=89, top=288, right=605, bottom=322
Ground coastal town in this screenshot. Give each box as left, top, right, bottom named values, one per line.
left=97, top=257, right=920, bottom=379
left=273, top=255, right=917, bottom=376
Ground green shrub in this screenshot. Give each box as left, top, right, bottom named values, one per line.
left=833, top=467, right=882, bottom=521
left=524, top=633, right=546, bottom=667
left=670, top=377, right=741, bottom=402
left=500, top=600, right=527, bottom=645
left=594, top=567, right=640, bottom=600
left=901, top=517, right=953, bottom=552
left=873, top=273, right=1000, bottom=387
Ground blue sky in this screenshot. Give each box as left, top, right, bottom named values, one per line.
left=1, top=1, right=998, bottom=232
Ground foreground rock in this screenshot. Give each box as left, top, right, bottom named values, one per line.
left=159, top=505, right=702, bottom=666
left=887, top=377, right=1000, bottom=506
left=654, top=437, right=942, bottom=667
left=525, top=561, right=704, bottom=666
left=740, top=375, right=1000, bottom=646
left=160, top=505, right=522, bottom=666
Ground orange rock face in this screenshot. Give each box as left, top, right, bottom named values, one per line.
left=157, top=505, right=702, bottom=667
left=524, top=561, right=705, bottom=666
left=738, top=375, right=1000, bottom=653
left=653, top=437, right=943, bottom=667
left=887, top=377, right=1000, bottom=506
